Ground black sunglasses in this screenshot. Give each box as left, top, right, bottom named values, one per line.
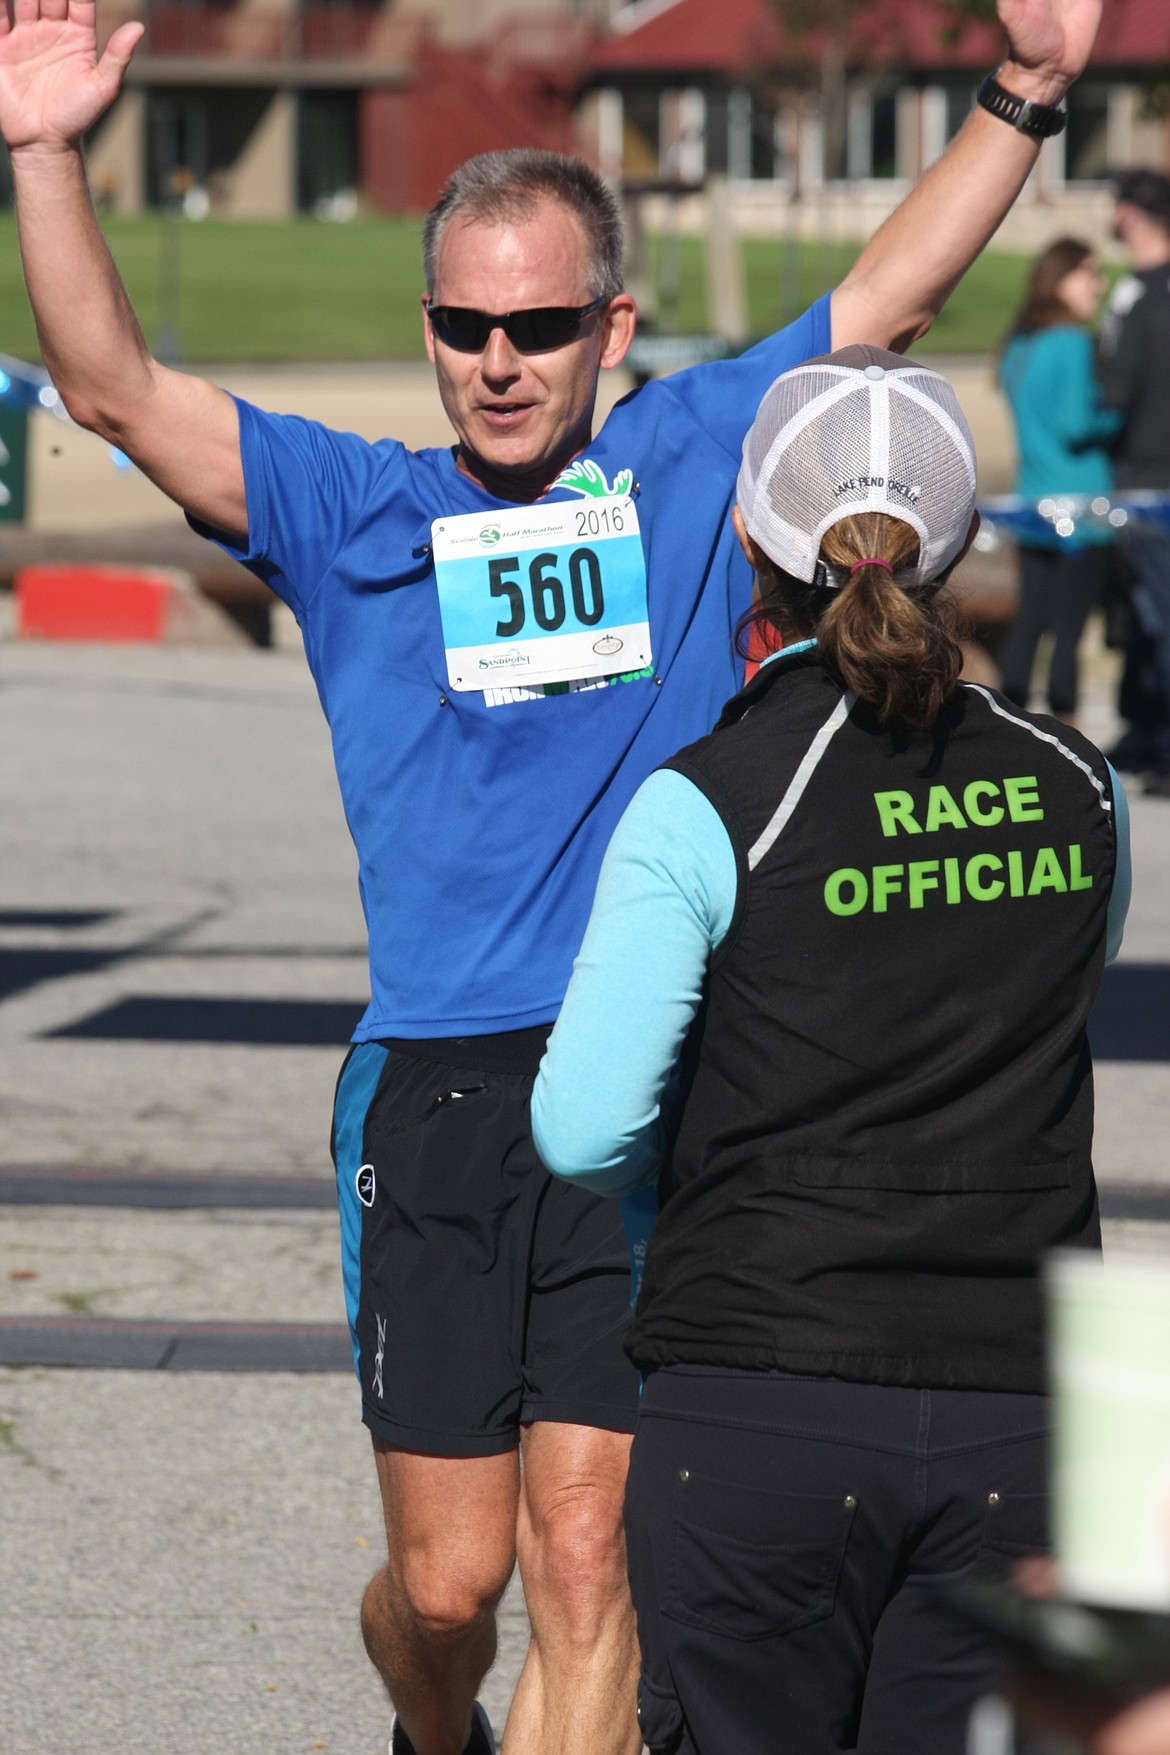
left=426, top=296, right=608, bottom=355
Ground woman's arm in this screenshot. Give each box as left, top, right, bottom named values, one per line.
left=1048, top=330, right=1125, bottom=452
left=532, top=769, right=737, bottom=1197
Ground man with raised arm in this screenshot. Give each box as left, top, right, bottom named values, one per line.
left=0, top=2, right=1100, bottom=1749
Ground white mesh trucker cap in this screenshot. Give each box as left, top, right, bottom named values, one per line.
left=736, top=345, right=978, bottom=588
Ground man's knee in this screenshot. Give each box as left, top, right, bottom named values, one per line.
left=371, top=1544, right=511, bottom=1642
left=371, top=1440, right=519, bottom=1640
left=518, top=1466, right=630, bottom=1628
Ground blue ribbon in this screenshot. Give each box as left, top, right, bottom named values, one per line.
left=978, top=492, right=1170, bottom=544
left=0, top=352, right=63, bottom=416
left=0, top=352, right=131, bottom=471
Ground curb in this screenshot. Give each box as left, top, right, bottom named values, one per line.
left=0, top=1315, right=352, bottom=1371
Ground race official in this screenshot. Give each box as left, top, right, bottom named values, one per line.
left=534, top=347, right=1131, bottom=1755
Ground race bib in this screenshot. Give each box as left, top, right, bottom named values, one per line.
left=432, top=496, right=651, bottom=692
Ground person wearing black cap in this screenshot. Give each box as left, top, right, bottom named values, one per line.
left=1100, top=167, right=1170, bottom=789
left=532, top=348, right=1132, bottom=1755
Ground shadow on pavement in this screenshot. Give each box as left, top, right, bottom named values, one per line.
left=3, top=913, right=1166, bottom=1059
left=47, top=994, right=364, bottom=1046
left=0, top=908, right=118, bottom=930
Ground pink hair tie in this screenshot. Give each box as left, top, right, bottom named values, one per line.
left=849, top=557, right=894, bottom=576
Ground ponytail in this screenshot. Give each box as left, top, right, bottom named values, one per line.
left=735, top=510, right=966, bottom=730
left=818, top=512, right=963, bottom=730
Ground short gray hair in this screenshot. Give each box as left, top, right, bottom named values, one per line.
left=422, top=150, right=624, bottom=301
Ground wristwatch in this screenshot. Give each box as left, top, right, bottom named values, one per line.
left=976, top=71, right=1067, bottom=139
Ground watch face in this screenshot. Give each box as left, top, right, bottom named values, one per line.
left=1019, top=98, right=1067, bottom=138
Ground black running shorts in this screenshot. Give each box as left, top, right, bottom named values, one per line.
left=332, top=1033, right=641, bottom=1456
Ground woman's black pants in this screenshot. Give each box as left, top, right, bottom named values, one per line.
left=998, top=543, right=1110, bottom=717
left=624, top=1367, right=1048, bottom=1755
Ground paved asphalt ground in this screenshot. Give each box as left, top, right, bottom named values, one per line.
left=3, top=376, right=1170, bottom=1753
left=4, top=623, right=1169, bottom=1755
left=0, top=633, right=525, bottom=1752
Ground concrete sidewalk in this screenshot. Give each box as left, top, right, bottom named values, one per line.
left=2, top=615, right=1168, bottom=1753
left=0, top=634, right=532, bottom=1752
left=20, top=356, right=1020, bottom=540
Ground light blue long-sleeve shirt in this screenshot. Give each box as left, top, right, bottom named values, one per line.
left=531, top=744, right=1131, bottom=1200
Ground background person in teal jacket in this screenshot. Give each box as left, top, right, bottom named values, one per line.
left=998, top=237, right=1122, bottom=721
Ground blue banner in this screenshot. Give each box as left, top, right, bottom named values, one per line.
left=0, top=352, right=61, bottom=415
left=978, top=492, right=1170, bottom=544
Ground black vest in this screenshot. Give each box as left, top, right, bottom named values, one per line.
left=627, top=654, right=1116, bottom=1393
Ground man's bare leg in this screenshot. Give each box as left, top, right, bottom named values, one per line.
left=362, top=1442, right=520, bottom=1755
left=502, top=1422, right=642, bottom=1755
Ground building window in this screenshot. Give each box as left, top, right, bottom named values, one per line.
left=870, top=90, right=898, bottom=178
left=146, top=92, right=211, bottom=206
left=660, top=87, right=706, bottom=181
left=845, top=87, right=898, bottom=180
left=1065, top=81, right=1111, bottom=181
left=846, top=92, right=872, bottom=178
left=943, top=79, right=978, bottom=145
left=612, top=81, right=778, bottom=184
left=755, top=107, right=777, bottom=181
left=705, top=87, right=730, bottom=176
left=298, top=91, right=358, bottom=213
left=145, top=87, right=274, bottom=208
left=621, top=86, right=660, bottom=177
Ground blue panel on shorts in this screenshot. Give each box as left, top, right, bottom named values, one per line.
left=333, top=1042, right=390, bottom=1376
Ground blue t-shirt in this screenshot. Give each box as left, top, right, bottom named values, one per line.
left=206, top=298, right=831, bottom=1038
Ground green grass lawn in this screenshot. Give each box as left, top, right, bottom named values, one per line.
left=648, top=233, right=1036, bottom=353
left=0, top=212, right=430, bottom=363
left=0, top=209, right=1039, bottom=365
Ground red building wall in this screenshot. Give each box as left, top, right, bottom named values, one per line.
left=360, top=44, right=584, bottom=214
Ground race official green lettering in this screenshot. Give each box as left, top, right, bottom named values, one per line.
left=873, top=776, right=1046, bottom=836
left=823, top=845, right=1093, bottom=917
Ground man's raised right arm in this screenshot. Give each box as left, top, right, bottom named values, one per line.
left=1, top=0, right=247, bottom=539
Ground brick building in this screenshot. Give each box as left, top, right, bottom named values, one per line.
left=1, top=0, right=1167, bottom=232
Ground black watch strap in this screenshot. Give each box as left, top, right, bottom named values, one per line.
left=977, top=71, right=1067, bottom=139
